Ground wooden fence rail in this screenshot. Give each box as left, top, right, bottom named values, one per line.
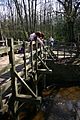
left=0, top=38, right=44, bottom=117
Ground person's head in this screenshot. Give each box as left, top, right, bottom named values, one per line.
left=40, top=33, right=44, bottom=39
left=35, top=31, right=41, bottom=38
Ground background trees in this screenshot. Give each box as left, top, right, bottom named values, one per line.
left=57, top=0, right=80, bottom=42
left=0, top=0, right=80, bottom=42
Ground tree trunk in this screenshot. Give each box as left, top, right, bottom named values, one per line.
left=67, top=21, right=75, bottom=42
left=34, top=0, right=37, bottom=31
left=31, top=0, right=34, bottom=31
left=13, top=0, right=27, bottom=40
left=28, top=0, right=31, bottom=33
left=23, top=0, right=29, bottom=33
left=40, top=0, right=42, bottom=31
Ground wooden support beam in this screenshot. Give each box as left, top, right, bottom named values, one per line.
left=45, top=47, right=54, bottom=60
left=50, top=49, right=58, bottom=59
left=15, top=96, right=42, bottom=117
left=37, top=69, right=52, bottom=74
left=16, top=94, right=42, bottom=104
left=15, top=71, right=37, bottom=98
left=37, top=55, right=50, bottom=71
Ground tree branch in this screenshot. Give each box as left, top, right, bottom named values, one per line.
left=75, top=2, right=80, bottom=13
left=57, top=0, right=64, bottom=6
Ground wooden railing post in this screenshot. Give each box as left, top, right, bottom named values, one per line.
left=30, top=41, right=34, bottom=72
left=23, top=41, right=27, bottom=80
left=5, top=38, right=8, bottom=46
left=0, top=86, right=3, bottom=110
left=8, top=38, right=16, bottom=116
left=64, top=45, right=65, bottom=58
left=5, top=38, right=8, bottom=55
left=35, top=40, right=38, bottom=71
left=35, top=40, right=38, bottom=96
left=57, top=43, right=59, bottom=58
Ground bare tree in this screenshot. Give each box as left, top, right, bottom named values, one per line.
left=43, top=0, right=46, bottom=32
left=31, top=0, right=34, bottom=31
left=23, top=0, right=29, bottom=33
left=57, top=0, right=80, bottom=42
left=34, top=0, right=37, bottom=31
left=13, top=0, right=28, bottom=39
left=28, top=0, right=31, bottom=33
left=8, top=0, right=14, bottom=38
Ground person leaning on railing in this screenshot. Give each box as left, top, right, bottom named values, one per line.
left=28, top=31, right=44, bottom=48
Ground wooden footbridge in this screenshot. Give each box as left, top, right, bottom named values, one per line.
left=0, top=38, right=80, bottom=119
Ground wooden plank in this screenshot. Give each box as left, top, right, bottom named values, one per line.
left=16, top=94, right=32, bottom=99
left=1, top=70, right=24, bottom=99
left=1, top=81, right=11, bottom=94
left=0, top=47, right=10, bottom=54
left=37, top=69, right=52, bottom=74
left=16, top=94, right=42, bottom=104
left=0, top=58, right=24, bottom=76
left=0, top=64, right=11, bottom=76
left=14, top=44, right=23, bottom=50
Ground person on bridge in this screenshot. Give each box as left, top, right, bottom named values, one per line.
left=29, top=31, right=44, bottom=46
left=49, top=36, right=55, bottom=48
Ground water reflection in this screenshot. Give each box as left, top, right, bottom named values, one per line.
left=41, top=87, right=80, bottom=120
